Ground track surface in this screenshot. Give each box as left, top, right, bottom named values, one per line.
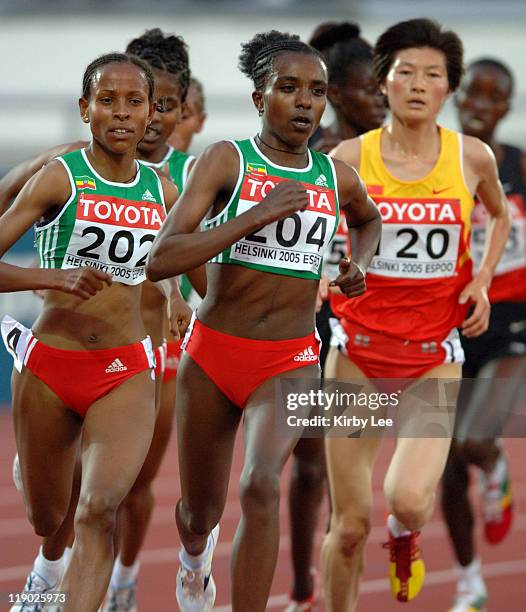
left=0, top=409, right=524, bottom=611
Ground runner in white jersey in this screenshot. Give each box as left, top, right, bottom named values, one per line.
left=146, top=31, right=381, bottom=611
left=0, top=53, right=179, bottom=612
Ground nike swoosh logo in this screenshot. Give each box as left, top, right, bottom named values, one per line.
left=432, top=187, right=451, bottom=195
left=204, top=574, right=211, bottom=591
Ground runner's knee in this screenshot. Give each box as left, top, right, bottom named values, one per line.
left=330, top=511, right=371, bottom=561
left=239, top=465, right=280, bottom=515
left=388, top=487, right=433, bottom=530
left=177, top=498, right=222, bottom=537
left=75, top=492, right=120, bottom=534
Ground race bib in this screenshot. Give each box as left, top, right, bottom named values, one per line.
left=1, top=315, right=34, bottom=373
left=471, top=194, right=526, bottom=276
left=369, top=198, right=462, bottom=279
left=323, top=216, right=349, bottom=280
left=230, top=174, right=337, bottom=275
left=63, top=193, right=165, bottom=285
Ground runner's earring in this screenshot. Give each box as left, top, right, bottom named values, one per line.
left=258, top=108, right=264, bottom=117
left=82, top=115, right=89, bottom=123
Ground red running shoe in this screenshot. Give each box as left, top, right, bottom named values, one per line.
left=480, top=452, right=513, bottom=544
left=383, top=517, right=425, bottom=602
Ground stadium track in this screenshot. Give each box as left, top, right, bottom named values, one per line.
left=0, top=409, right=525, bottom=611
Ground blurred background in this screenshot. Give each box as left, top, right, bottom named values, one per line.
left=1, top=0, right=525, bottom=401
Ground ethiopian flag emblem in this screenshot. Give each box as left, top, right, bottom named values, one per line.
left=246, top=162, right=267, bottom=175
left=75, top=175, right=96, bottom=190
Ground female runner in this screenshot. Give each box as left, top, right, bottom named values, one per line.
left=2, top=30, right=197, bottom=611
left=146, top=30, right=381, bottom=611
left=284, top=21, right=387, bottom=612
left=442, top=58, right=526, bottom=612
left=0, top=53, right=177, bottom=612
left=321, top=18, right=511, bottom=610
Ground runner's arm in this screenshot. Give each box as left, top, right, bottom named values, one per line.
left=0, top=161, right=111, bottom=296
left=0, top=141, right=87, bottom=215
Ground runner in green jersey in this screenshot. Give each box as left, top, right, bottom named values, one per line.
left=147, top=31, right=381, bottom=611
left=0, top=30, right=199, bottom=612
left=0, top=53, right=179, bottom=612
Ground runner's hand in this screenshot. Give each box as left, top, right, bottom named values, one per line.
left=459, top=278, right=490, bottom=337
left=58, top=267, right=112, bottom=299
left=329, top=257, right=366, bottom=298
left=169, top=295, right=192, bottom=339
left=255, top=181, right=308, bottom=225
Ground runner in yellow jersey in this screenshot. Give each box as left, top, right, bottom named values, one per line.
left=321, top=19, right=511, bottom=609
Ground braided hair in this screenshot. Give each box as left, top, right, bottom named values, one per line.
left=126, top=28, right=190, bottom=101
left=309, top=22, right=373, bottom=87
left=239, top=30, right=324, bottom=90
left=82, top=52, right=155, bottom=100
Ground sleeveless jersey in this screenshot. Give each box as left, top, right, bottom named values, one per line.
left=205, top=138, right=339, bottom=280
left=35, top=149, right=166, bottom=285
left=470, top=144, right=526, bottom=303
left=333, top=126, right=474, bottom=340
left=141, top=146, right=195, bottom=193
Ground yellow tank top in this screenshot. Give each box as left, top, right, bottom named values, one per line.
left=334, top=126, right=474, bottom=341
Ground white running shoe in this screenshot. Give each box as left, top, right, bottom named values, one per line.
left=449, top=566, right=488, bottom=611
left=176, top=524, right=219, bottom=612
left=12, top=453, right=23, bottom=492
left=9, top=570, right=55, bottom=611
left=102, top=581, right=138, bottom=612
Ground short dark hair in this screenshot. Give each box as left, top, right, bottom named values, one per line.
left=239, top=30, right=325, bottom=91
left=374, top=18, right=464, bottom=91
left=309, top=22, right=373, bottom=87
left=82, top=52, right=155, bottom=101
left=126, top=28, right=190, bottom=101
left=466, top=57, right=514, bottom=95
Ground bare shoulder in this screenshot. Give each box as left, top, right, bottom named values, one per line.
left=159, top=174, right=179, bottom=210
left=330, top=136, right=362, bottom=168
left=462, top=134, right=496, bottom=174
left=187, top=140, right=241, bottom=190
left=9, top=158, right=71, bottom=218
left=332, top=158, right=361, bottom=192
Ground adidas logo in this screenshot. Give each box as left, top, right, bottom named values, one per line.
left=142, top=189, right=156, bottom=202
left=105, top=358, right=128, bottom=373
left=294, top=346, right=318, bottom=362
left=315, top=174, right=328, bottom=187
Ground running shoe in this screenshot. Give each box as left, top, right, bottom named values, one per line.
left=102, top=581, right=137, bottom=612
left=176, top=524, right=219, bottom=612
left=284, top=594, right=317, bottom=611
left=480, top=452, right=513, bottom=544
left=9, top=570, right=55, bottom=612
left=449, top=573, right=487, bottom=611
left=383, top=518, right=425, bottom=602
left=12, top=453, right=23, bottom=492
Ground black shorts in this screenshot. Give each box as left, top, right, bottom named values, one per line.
left=316, top=300, right=337, bottom=373
left=455, top=301, right=526, bottom=440
left=461, top=301, right=526, bottom=378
